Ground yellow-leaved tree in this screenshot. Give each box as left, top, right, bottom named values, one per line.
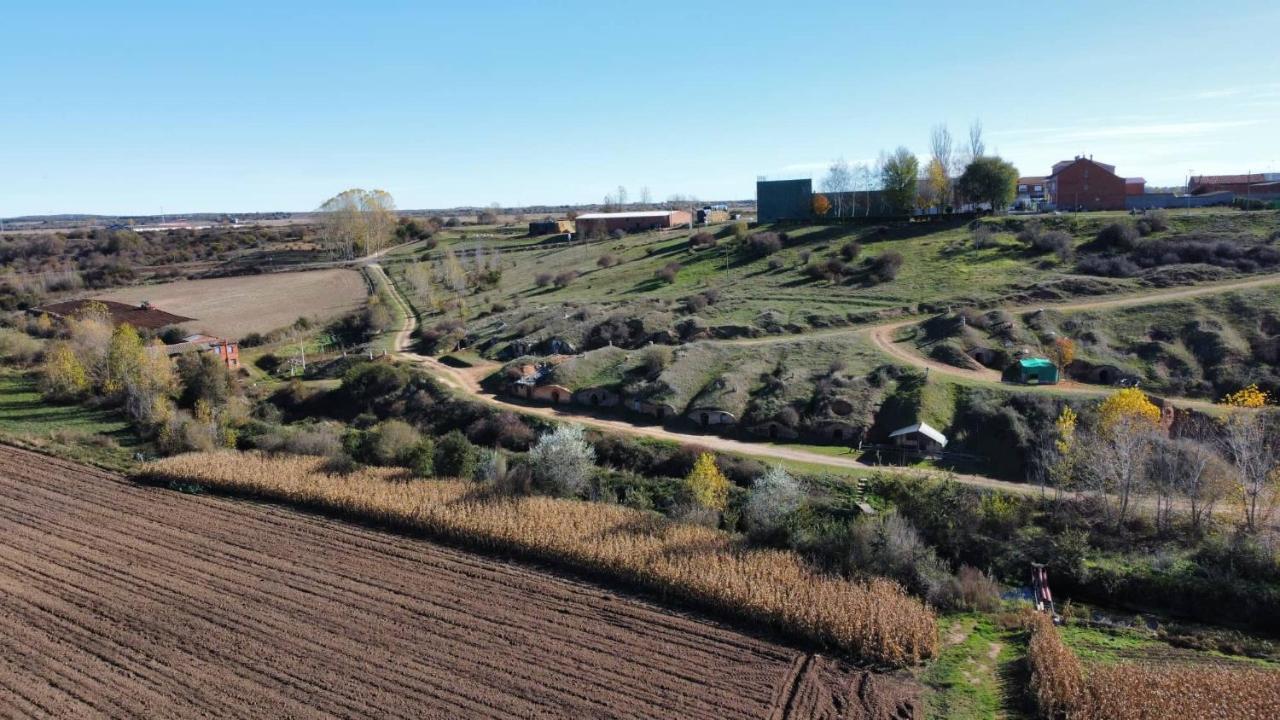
left=39, top=343, right=90, bottom=400
left=685, top=452, right=730, bottom=512
left=1097, top=388, right=1162, bottom=435
left=1051, top=337, right=1076, bottom=371
left=1222, top=384, right=1270, bottom=408
left=1084, top=389, right=1163, bottom=524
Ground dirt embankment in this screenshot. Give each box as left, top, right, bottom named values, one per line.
left=0, top=444, right=918, bottom=719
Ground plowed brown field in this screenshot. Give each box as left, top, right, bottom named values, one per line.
left=0, top=445, right=918, bottom=719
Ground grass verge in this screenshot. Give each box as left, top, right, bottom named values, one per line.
left=136, top=450, right=939, bottom=667
left=0, top=369, right=139, bottom=471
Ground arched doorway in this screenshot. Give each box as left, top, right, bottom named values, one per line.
left=832, top=428, right=843, bottom=440
left=551, top=391, right=560, bottom=404
left=701, top=412, right=709, bottom=427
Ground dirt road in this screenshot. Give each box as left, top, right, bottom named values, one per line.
left=0, top=444, right=916, bottom=719
left=373, top=263, right=1273, bottom=498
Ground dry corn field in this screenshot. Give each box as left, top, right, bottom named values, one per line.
left=0, top=444, right=922, bottom=719
left=1026, top=613, right=1280, bottom=720
left=137, top=451, right=939, bottom=667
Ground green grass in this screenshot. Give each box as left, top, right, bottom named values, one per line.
left=920, top=613, right=1031, bottom=720
left=0, top=369, right=140, bottom=470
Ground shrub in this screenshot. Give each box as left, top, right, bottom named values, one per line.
left=839, top=240, right=862, bottom=261
left=951, top=565, right=1001, bottom=611
left=684, top=294, right=708, bottom=312
left=1035, top=230, right=1074, bottom=260
left=1095, top=222, right=1139, bottom=251
left=596, top=254, right=620, bottom=268
left=365, top=419, right=422, bottom=466
left=867, top=251, right=904, bottom=283
left=553, top=270, right=578, bottom=288
left=767, top=257, right=784, bottom=270
left=0, top=327, right=41, bottom=365
left=744, top=466, right=802, bottom=537
left=656, top=262, right=681, bottom=284
left=1146, top=209, right=1170, bottom=232
left=689, top=232, right=716, bottom=250
left=534, top=272, right=553, bottom=288
left=406, top=439, right=435, bottom=477
left=743, top=232, right=782, bottom=257
left=609, top=228, right=626, bottom=240
left=972, top=224, right=996, bottom=249
left=641, top=344, right=673, bottom=374
left=528, top=425, right=597, bottom=497
left=433, top=430, right=478, bottom=479
left=465, top=410, right=534, bottom=450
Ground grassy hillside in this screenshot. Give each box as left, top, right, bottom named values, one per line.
left=389, top=209, right=1277, bottom=364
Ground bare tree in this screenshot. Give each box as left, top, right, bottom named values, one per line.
left=317, top=189, right=398, bottom=259
left=639, top=186, right=652, bottom=208
left=1078, top=415, right=1157, bottom=524
left=822, top=159, right=854, bottom=218
left=616, top=185, right=628, bottom=208
left=1218, top=409, right=1280, bottom=531
left=967, top=119, right=986, bottom=163
left=927, top=124, right=954, bottom=210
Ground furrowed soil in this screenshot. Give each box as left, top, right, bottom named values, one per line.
left=0, top=444, right=919, bottom=719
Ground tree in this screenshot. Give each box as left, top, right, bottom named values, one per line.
left=434, top=430, right=478, bottom=479
left=639, top=186, right=652, bottom=207
left=879, top=147, right=920, bottom=216
left=744, top=466, right=802, bottom=535
left=318, top=189, right=398, bottom=259
left=685, top=452, right=730, bottom=512
left=1217, top=409, right=1280, bottom=531
left=926, top=124, right=953, bottom=210
left=812, top=193, right=832, bottom=217
left=924, top=158, right=950, bottom=212
left=1082, top=389, right=1163, bottom=523
left=39, top=342, right=89, bottom=400
left=966, top=119, right=985, bottom=164
left=528, top=424, right=597, bottom=497
left=1051, top=337, right=1075, bottom=371
left=822, top=159, right=853, bottom=217
left=1097, top=388, right=1162, bottom=434
left=616, top=186, right=628, bottom=208
left=957, top=156, right=1019, bottom=211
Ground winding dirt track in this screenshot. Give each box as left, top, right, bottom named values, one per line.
left=0, top=444, right=916, bottom=719
left=372, top=263, right=1280, bottom=491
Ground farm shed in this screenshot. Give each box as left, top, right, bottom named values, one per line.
left=573, top=387, right=620, bottom=408
left=888, top=422, right=948, bottom=456
left=1002, top=357, right=1060, bottom=385
left=575, top=210, right=692, bottom=236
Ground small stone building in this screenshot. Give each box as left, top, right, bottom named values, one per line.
left=688, top=408, right=736, bottom=428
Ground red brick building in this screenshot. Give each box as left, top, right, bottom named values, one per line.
left=574, top=210, right=692, bottom=236
left=1045, top=156, right=1139, bottom=211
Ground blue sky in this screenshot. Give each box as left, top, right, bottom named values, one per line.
left=3, top=1, right=1278, bottom=216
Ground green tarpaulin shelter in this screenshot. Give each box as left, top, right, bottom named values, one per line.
left=1003, top=357, right=1060, bottom=385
